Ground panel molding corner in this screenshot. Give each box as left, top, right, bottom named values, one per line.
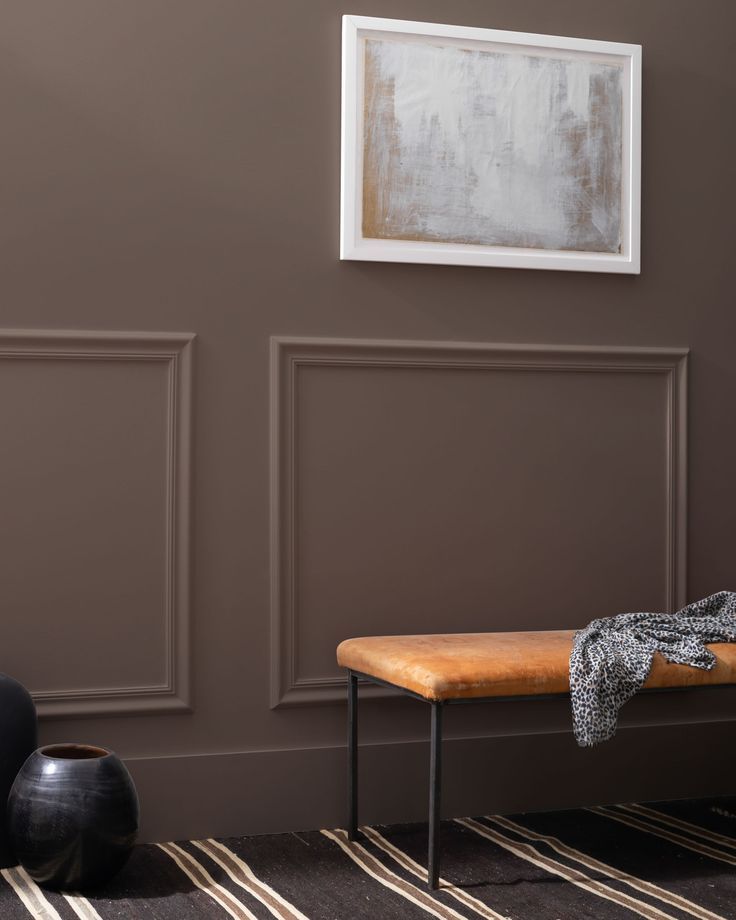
left=270, top=336, right=688, bottom=708
left=0, top=328, right=195, bottom=719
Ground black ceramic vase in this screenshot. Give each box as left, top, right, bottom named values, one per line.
left=8, top=744, right=139, bottom=890
left=0, top=673, right=37, bottom=868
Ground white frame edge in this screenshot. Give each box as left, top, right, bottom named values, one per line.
left=340, top=15, right=642, bottom=274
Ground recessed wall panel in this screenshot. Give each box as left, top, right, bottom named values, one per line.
left=271, top=338, right=687, bottom=707
left=0, top=331, right=193, bottom=717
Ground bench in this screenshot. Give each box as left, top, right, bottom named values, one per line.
left=336, top=630, right=736, bottom=889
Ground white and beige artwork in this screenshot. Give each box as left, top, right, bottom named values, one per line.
left=362, top=38, right=624, bottom=253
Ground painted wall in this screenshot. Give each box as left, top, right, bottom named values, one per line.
left=1, top=0, right=735, bottom=841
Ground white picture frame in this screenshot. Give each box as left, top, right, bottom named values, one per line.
left=341, top=15, right=641, bottom=273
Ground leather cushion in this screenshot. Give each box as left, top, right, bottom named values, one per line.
left=336, top=631, right=736, bottom=700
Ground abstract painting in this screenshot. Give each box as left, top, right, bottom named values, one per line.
left=341, top=17, right=641, bottom=272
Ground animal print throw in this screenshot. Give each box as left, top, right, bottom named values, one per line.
left=569, top=591, right=736, bottom=747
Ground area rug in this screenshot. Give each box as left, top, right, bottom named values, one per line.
left=1, top=798, right=734, bottom=919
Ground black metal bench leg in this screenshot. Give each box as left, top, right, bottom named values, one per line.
left=428, top=701, right=443, bottom=889
left=348, top=671, right=359, bottom=840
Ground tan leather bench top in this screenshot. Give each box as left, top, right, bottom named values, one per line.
left=336, top=631, right=736, bottom=701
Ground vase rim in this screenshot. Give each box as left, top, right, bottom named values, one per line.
left=38, top=743, right=111, bottom=761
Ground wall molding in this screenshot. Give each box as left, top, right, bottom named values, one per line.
left=0, top=329, right=195, bottom=719
left=270, top=336, right=688, bottom=709
left=128, top=711, right=732, bottom=841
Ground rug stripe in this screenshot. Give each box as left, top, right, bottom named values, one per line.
left=619, top=805, right=736, bottom=851
left=321, top=829, right=470, bottom=920
left=60, top=900, right=99, bottom=920
left=1, top=867, right=64, bottom=920
left=487, top=814, right=726, bottom=920
left=589, top=807, right=736, bottom=867
left=0, top=872, right=49, bottom=920
left=61, top=894, right=104, bottom=920
left=457, top=817, right=679, bottom=920
left=359, top=825, right=508, bottom=920
left=12, top=869, right=101, bottom=920
left=158, top=842, right=259, bottom=920
left=193, top=839, right=309, bottom=920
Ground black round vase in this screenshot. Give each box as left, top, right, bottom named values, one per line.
left=0, top=673, right=37, bottom=868
left=8, top=744, right=139, bottom=890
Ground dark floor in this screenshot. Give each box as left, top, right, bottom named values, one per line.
left=2, top=797, right=735, bottom=919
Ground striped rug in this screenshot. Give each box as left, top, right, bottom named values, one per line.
left=1, top=797, right=734, bottom=919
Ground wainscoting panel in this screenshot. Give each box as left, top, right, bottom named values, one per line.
left=0, top=330, right=194, bottom=718
left=271, top=337, right=687, bottom=708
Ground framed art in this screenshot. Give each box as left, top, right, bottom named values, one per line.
left=340, top=16, right=641, bottom=273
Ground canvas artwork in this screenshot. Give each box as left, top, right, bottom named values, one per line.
left=341, top=17, right=641, bottom=273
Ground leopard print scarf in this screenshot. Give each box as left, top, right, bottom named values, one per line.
left=569, top=591, right=736, bottom=746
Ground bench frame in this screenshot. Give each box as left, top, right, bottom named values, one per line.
left=345, top=667, right=732, bottom=890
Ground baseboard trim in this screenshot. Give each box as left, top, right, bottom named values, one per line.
left=126, top=718, right=736, bottom=842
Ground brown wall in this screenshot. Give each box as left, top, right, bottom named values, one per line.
left=1, top=0, right=735, bottom=842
